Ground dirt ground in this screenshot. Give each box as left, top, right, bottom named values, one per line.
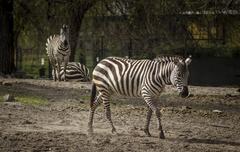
left=0, top=79, right=240, bottom=152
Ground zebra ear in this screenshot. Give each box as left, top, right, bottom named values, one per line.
left=62, top=24, right=68, bottom=30
left=185, top=55, right=192, bottom=66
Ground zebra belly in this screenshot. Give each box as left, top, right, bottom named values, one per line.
left=93, top=72, right=142, bottom=97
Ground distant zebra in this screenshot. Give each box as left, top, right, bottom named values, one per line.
left=88, top=55, right=192, bottom=139
left=52, top=62, right=90, bottom=82
left=46, top=24, right=71, bottom=81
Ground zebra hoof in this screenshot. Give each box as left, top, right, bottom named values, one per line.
left=143, top=129, right=152, bottom=137
left=159, top=130, right=165, bottom=139
left=112, top=128, right=117, bottom=134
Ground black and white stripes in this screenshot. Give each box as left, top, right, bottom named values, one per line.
left=88, top=56, right=192, bottom=138
left=46, top=24, right=71, bottom=81
left=52, top=62, right=90, bottom=82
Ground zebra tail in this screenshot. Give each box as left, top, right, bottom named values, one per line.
left=90, top=83, right=97, bottom=108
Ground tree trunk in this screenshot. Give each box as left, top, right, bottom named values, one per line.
left=69, top=12, right=82, bottom=62
left=0, top=0, right=15, bottom=74
left=69, top=1, right=97, bottom=62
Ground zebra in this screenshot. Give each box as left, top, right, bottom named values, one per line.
left=88, top=55, right=192, bottom=139
left=52, top=62, right=90, bottom=82
left=46, top=24, right=71, bottom=81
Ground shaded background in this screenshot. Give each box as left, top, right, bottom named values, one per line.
left=0, top=0, right=240, bottom=86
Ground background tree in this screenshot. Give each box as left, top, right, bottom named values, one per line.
left=11, top=0, right=101, bottom=76
left=1, top=0, right=239, bottom=77
left=46, top=0, right=100, bottom=61
left=0, top=0, right=15, bottom=74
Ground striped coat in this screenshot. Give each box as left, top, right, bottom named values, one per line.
left=46, top=25, right=70, bottom=81
left=52, top=62, right=90, bottom=82
left=88, top=56, right=192, bottom=139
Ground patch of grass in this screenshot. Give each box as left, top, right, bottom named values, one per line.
left=0, top=87, right=48, bottom=105
left=15, top=95, right=48, bottom=106
left=79, top=95, right=90, bottom=101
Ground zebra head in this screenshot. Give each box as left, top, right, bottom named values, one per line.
left=170, top=55, right=192, bottom=98
left=60, top=24, right=69, bottom=47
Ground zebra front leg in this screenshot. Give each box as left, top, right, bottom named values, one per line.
left=88, top=94, right=102, bottom=135
left=102, top=95, right=116, bottom=133
left=63, top=62, right=67, bottom=81
left=56, top=61, right=61, bottom=81
left=52, top=67, right=57, bottom=81
left=143, top=107, right=153, bottom=137
left=143, top=95, right=165, bottom=139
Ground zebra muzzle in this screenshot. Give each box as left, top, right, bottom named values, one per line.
left=64, top=40, right=68, bottom=46
left=180, top=86, right=189, bottom=98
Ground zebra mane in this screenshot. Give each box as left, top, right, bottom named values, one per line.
left=153, top=55, right=184, bottom=63
left=46, top=35, right=59, bottom=55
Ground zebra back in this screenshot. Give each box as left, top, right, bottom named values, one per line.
left=153, top=55, right=184, bottom=62
left=52, top=62, right=90, bottom=82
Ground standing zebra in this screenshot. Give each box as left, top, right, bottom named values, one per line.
left=46, top=24, right=71, bottom=81
left=88, top=55, right=192, bottom=139
left=52, top=62, right=90, bottom=82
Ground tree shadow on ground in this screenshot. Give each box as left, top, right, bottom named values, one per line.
left=185, top=138, right=240, bottom=146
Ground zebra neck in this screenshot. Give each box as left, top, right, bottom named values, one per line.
left=59, top=43, right=69, bottom=50
left=158, top=62, right=175, bottom=85
left=58, top=43, right=69, bottom=56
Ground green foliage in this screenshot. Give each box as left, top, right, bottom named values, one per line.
left=0, top=94, right=48, bottom=105
left=15, top=95, right=48, bottom=105
left=79, top=95, right=90, bottom=101
left=0, top=86, right=48, bottom=105
left=13, top=0, right=240, bottom=77
left=188, top=47, right=240, bottom=58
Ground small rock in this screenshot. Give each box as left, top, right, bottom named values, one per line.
left=22, top=120, right=33, bottom=125
left=225, top=94, right=233, bottom=98
left=181, top=106, right=192, bottom=111
left=2, top=81, right=12, bottom=86
left=102, top=138, right=111, bottom=144
left=49, top=99, right=55, bottom=102
left=213, top=109, right=222, bottom=113
left=3, top=94, right=15, bottom=102
left=188, top=94, right=194, bottom=97
left=160, top=107, right=166, bottom=113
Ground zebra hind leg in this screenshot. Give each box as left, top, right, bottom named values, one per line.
left=88, top=94, right=102, bottom=135
left=143, top=107, right=152, bottom=137
left=102, top=94, right=116, bottom=134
